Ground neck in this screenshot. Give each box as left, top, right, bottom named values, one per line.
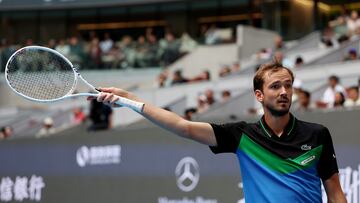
left=264, top=112, right=290, bottom=137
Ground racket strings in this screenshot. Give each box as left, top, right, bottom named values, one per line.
left=6, top=48, right=76, bottom=101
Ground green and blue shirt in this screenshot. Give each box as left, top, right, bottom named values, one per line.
left=210, top=114, right=338, bottom=203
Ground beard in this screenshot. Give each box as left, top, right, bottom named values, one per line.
left=265, top=102, right=291, bottom=117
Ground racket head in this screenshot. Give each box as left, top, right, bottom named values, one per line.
left=4, top=46, right=78, bottom=103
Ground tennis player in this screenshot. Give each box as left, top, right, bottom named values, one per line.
left=95, top=61, right=346, bottom=203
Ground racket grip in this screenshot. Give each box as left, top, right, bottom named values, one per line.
left=114, top=96, right=145, bottom=113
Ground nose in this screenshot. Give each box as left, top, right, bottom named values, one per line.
left=280, top=86, right=287, bottom=96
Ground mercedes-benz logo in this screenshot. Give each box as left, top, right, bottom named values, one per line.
left=76, top=146, right=90, bottom=167
left=175, top=157, right=200, bottom=192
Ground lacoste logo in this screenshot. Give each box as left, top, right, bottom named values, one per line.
left=301, top=144, right=312, bottom=151
left=300, top=155, right=316, bottom=165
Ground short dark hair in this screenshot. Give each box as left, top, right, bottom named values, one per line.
left=253, top=61, right=294, bottom=92
left=329, top=75, right=339, bottom=83
left=295, top=56, right=304, bottom=64
left=301, top=90, right=311, bottom=99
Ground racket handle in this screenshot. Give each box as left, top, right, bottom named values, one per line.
left=114, top=96, right=145, bottom=113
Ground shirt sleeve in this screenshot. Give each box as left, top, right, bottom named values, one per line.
left=317, top=127, right=339, bottom=181
left=209, top=122, right=244, bottom=154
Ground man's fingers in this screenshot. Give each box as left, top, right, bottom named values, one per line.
left=87, top=96, right=96, bottom=101
left=102, top=93, right=115, bottom=103
left=97, top=92, right=107, bottom=102
left=95, top=92, right=122, bottom=107
left=98, top=87, right=115, bottom=93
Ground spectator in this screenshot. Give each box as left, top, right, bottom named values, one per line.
left=68, top=36, right=85, bottom=67
left=25, top=38, right=34, bottom=46
left=346, top=10, right=360, bottom=36
left=205, top=24, right=219, bottom=45
left=160, top=32, right=180, bottom=66
left=88, top=37, right=102, bottom=68
left=100, top=33, right=114, bottom=54
left=100, top=44, right=122, bottom=69
left=146, top=34, right=160, bottom=67
left=36, top=117, right=56, bottom=138
left=317, top=75, right=346, bottom=108
left=343, top=48, right=358, bottom=61
left=156, top=70, right=168, bottom=88
left=329, top=16, right=349, bottom=44
left=47, top=39, right=56, bottom=49
left=72, top=107, right=86, bottom=125
left=184, top=108, right=197, bottom=120
left=321, top=27, right=335, bottom=47
left=232, top=62, right=241, bottom=73
left=134, top=35, right=149, bottom=68
left=273, top=51, right=284, bottom=64
left=171, top=70, right=188, bottom=85
left=88, top=30, right=98, bottom=41
left=273, top=51, right=292, bottom=68
left=88, top=99, right=113, bottom=131
left=334, top=92, right=346, bottom=108
left=1, top=39, right=16, bottom=70
left=219, top=64, right=232, bottom=77
left=197, top=94, right=209, bottom=113
left=344, top=86, right=360, bottom=107
left=204, top=89, right=216, bottom=105
left=255, top=48, right=272, bottom=60
left=296, top=90, right=313, bottom=112
left=179, top=32, right=198, bottom=55
left=55, top=39, right=70, bottom=58
left=1, top=126, right=13, bottom=139
left=190, top=70, right=211, bottom=82
left=294, top=56, right=304, bottom=68
left=118, top=35, right=136, bottom=68
left=274, top=35, right=283, bottom=50
left=221, top=90, right=231, bottom=102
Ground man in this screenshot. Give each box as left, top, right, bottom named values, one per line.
left=344, top=86, right=360, bottom=107
left=0, top=126, right=13, bottom=139
left=296, top=89, right=314, bottom=111
left=317, top=75, right=346, bottom=108
left=94, top=61, right=346, bottom=203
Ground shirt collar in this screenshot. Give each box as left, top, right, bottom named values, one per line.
left=258, top=113, right=296, bottom=139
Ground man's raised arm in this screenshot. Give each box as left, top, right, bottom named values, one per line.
left=95, top=87, right=217, bottom=146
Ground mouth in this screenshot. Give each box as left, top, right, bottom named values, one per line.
left=277, top=99, right=289, bottom=104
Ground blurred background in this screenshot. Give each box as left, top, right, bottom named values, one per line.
left=0, top=0, right=360, bottom=202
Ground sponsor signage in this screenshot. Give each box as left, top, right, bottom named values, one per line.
left=158, top=157, right=218, bottom=203
left=0, top=175, right=45, bottom=202
left=76, top=145, right=121, bottom=167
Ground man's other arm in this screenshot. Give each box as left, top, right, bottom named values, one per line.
left=323, top=173, right=347, bottom=203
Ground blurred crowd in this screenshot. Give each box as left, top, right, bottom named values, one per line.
left=322, top=10, right=360, bottom=47
left=0, top=28, right=200, bottom=70
left=0, top=24, right=234, bottom=71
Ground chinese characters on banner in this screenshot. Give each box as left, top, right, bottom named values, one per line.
left=0, top=175, right=45, bottom=202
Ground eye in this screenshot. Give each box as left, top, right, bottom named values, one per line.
left=285, top=83, right=293, bottom=89
left=270, top=84, right=280, bottom=89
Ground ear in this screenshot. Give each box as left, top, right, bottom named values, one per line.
left=255, top=90, right=264, bottom=103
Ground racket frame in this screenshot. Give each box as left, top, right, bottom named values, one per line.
left=5, top=46, right=144, bottom=113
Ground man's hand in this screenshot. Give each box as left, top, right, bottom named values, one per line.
left=87, top=87, right=141, bottom=108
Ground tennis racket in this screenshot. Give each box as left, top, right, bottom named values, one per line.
left=4, top=46, right=144, bottom=113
